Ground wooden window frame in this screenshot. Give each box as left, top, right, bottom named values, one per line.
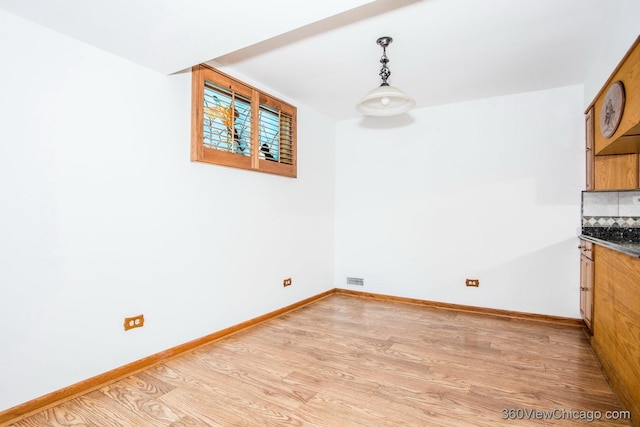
left=191, top=64, right=297, bottom=178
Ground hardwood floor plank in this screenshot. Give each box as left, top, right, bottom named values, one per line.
left=7, top=413, right=55, bottom=427
left=40, top=391, right=151, bottom=426
left=98, top=375, right=183, bottom=425
left=288, top=392, right=396, bottom=427
left=165, top=353, right=306, bottom=414
left=167, top=415, right=218, bottom=427
left=159, top=386, right=292, bottom=427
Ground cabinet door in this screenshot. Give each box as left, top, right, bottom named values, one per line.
left=580, top=254, right=594, bottom=331
left=585, top=108, right=595, bottom=190
left=594, top=153, right=639, bottom=190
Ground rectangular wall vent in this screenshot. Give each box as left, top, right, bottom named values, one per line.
left=346, top=277, right=364, bottom=286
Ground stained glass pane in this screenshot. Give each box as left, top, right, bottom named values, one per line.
left=203, top=81, right=251, bottom=156
left=258, top=105, right=279, bottom=162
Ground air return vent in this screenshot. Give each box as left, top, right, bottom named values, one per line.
left=346, top=277, right=364, bottom=286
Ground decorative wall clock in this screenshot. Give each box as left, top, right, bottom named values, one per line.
left=599, top=81, right=625, bottom=139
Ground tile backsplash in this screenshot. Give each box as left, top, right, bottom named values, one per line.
left=582, top=190, right=640, bottom=228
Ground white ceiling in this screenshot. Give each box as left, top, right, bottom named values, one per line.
left=0, top=0, right=621, bottom=120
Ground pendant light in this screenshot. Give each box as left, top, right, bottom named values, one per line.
left=356, top=36, right=415, bottom=116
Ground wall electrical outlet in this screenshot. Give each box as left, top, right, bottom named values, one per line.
left=283, top=278, right=292, bottom=287
left=466, top=279, right=480, bottom=287
left=124, top=314, right=144, bottom=331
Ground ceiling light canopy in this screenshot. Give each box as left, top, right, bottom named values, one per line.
left=357, top=36, right=415, bottom=117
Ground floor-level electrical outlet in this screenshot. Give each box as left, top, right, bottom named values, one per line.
left=466, top=279, right=480, bottom=287
left=124, top=314, right=144, bottom=331
left=283, top=278, right=292, bottom=287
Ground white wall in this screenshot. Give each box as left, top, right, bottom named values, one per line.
left=0, top=10, right=335, bottom=411
left=335, top=86, right=584, bottom=317
left=583, top=0, right=640, bottom=107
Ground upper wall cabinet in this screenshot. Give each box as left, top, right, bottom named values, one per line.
left=591, top=36, right=640, bottom=156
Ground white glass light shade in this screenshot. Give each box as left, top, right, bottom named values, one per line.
left=356, top=84, right=415, bottom=116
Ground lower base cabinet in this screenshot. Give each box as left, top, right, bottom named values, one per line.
left=591, top=244, right=640, bottom=427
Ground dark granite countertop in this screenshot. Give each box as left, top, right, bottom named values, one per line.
left=580, top=227, right=640, bottom=258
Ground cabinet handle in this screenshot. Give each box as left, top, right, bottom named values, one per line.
left=586, top=147, right=591, bottom=152
left=580, top=287, right=587, bottom=291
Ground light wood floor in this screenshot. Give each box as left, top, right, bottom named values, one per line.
left=10, top=294, right=632, bottom=426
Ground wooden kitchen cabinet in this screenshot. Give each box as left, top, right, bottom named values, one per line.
left=591, top=244, right=640, bottom=426
left=586, top=36, right=640, bottom=190
left=578, top=239, right=594, bottom=332
left=592, top=36, right=640, bottom=156
left=581, top=35, right=640, bottom=426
